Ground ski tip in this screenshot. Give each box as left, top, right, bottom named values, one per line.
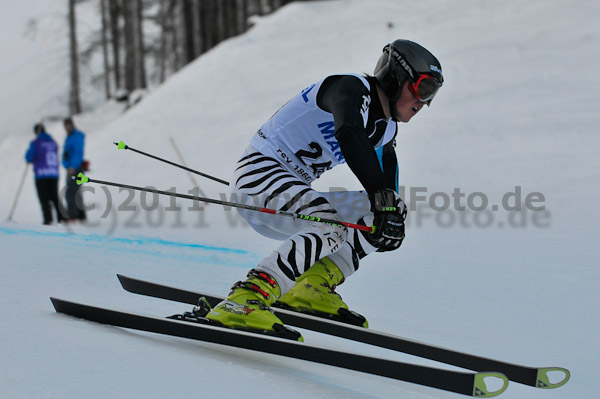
left=473, top=372, right=509, bottom=397
left=115, top=140, right=127, bottom=150
left=536, top=367, right=570, bottom=389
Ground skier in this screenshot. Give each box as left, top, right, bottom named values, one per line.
left=205, top=39, right=443, bottom=340
left=25, top=123, right=66, bottom=225
left=62, top=117, right=87, bottom=222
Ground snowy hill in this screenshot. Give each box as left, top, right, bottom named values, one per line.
left=1, top=0, right=599, bottom=398
left=0, top=0, right=108, bottom=142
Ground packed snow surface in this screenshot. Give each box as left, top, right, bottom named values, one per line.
left=1, top=0, right=599, bottom=398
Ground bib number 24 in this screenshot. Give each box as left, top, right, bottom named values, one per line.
left=294, top=142, right=332, bottom=179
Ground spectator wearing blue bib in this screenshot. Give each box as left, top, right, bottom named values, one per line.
left=25, top=123, right=66, bottom=225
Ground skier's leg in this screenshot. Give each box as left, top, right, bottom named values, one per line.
left=238, top=188, right=378, bottom=281
left=206, top=148, right=350, bottom=335
left=229, top=148, right=353, bottom=292
left=275, top=191, right=381, bottom=326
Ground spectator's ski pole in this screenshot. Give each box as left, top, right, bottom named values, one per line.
left=6, top=164, right=29, bottom=222
left=113, top=140, right=229, bottom=186
left=74, top=173, right=374, bottom=233
left=168, top=137, right=203, bottom=188
left=167, top=137, right=210, bottom=206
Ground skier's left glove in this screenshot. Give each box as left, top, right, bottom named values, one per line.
left=365, top=189, right=407, bottom=252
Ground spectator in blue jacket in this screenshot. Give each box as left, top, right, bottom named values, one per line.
left=62, top=117, right=86, bottom=221
left=25, top=123, right=66, bottom=225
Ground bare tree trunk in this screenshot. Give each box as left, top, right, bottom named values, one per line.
left=181, top=0, right=194, bottom=63
left=269, top=0, right=280, bottom=12
left=191, top=0, right=202, bottom=58
left=135, top=0, right=147, bottom=88
left=157, top=0, right=169, bottom=83
left=258, top=0, right=270, bottom=15
left=100, top=0, right=111, bottom=99
left=123, top=1, right=134, bottom=91
left=223, top=0, right=232, bottom=39
left=236, top=0, right=248, bottom=34
left=108, top=0, right=122, bottom=90
left=173, top=0, right=186, bottom=70
left=230, top=0, right=239, bottom=37
left=216, top=0, right=225, bottom=43
left=123, top=0, right=146, bottom=91
left=68, top=0, right=81, bottom=114
left=200, top=0, right=215, bottom=53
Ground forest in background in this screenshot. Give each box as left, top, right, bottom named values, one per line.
left=66, top=0, right=317, bottom=115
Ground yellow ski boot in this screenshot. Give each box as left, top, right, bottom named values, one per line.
left=205, top=269, right=302, bottom=341
left=275, top=258, right=368, bottom=327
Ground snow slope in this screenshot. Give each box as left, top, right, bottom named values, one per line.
left=0, top=0, right=108, bottom=142
left=1, top=0, right=599, bottom=398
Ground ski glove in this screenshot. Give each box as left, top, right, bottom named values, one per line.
left=365, top=189, right=407, bottom=252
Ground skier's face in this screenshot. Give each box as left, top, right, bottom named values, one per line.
left=393, top=82, right=426, bottom=123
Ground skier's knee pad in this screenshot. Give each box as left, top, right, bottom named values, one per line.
left=308, top=211, right=348, bottom=254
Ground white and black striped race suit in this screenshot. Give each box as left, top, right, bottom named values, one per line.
left=233, top=74, right=399, bottom=293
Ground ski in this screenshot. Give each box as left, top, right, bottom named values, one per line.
left=50, top=297, right=507, bottom=397
left=116, top=274, right=570, bottom=390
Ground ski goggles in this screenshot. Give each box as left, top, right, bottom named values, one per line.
left=407, top=74, right=442, bottom=104
left=385, top=45, right=443, bottom=105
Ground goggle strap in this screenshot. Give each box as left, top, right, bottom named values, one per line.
left=385, top=45, right=419, bottom=83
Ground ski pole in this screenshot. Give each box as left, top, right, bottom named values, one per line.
left=114, top=140, right=229, bottom=186
left=75, top=173, right=374, bottom=233
left=6, top=164, right=29, bottom=222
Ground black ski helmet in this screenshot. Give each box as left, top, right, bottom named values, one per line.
left=374, top=39, right=443, bottom=104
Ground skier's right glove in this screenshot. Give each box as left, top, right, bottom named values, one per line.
left=364, top=189, right=407, bottom=252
